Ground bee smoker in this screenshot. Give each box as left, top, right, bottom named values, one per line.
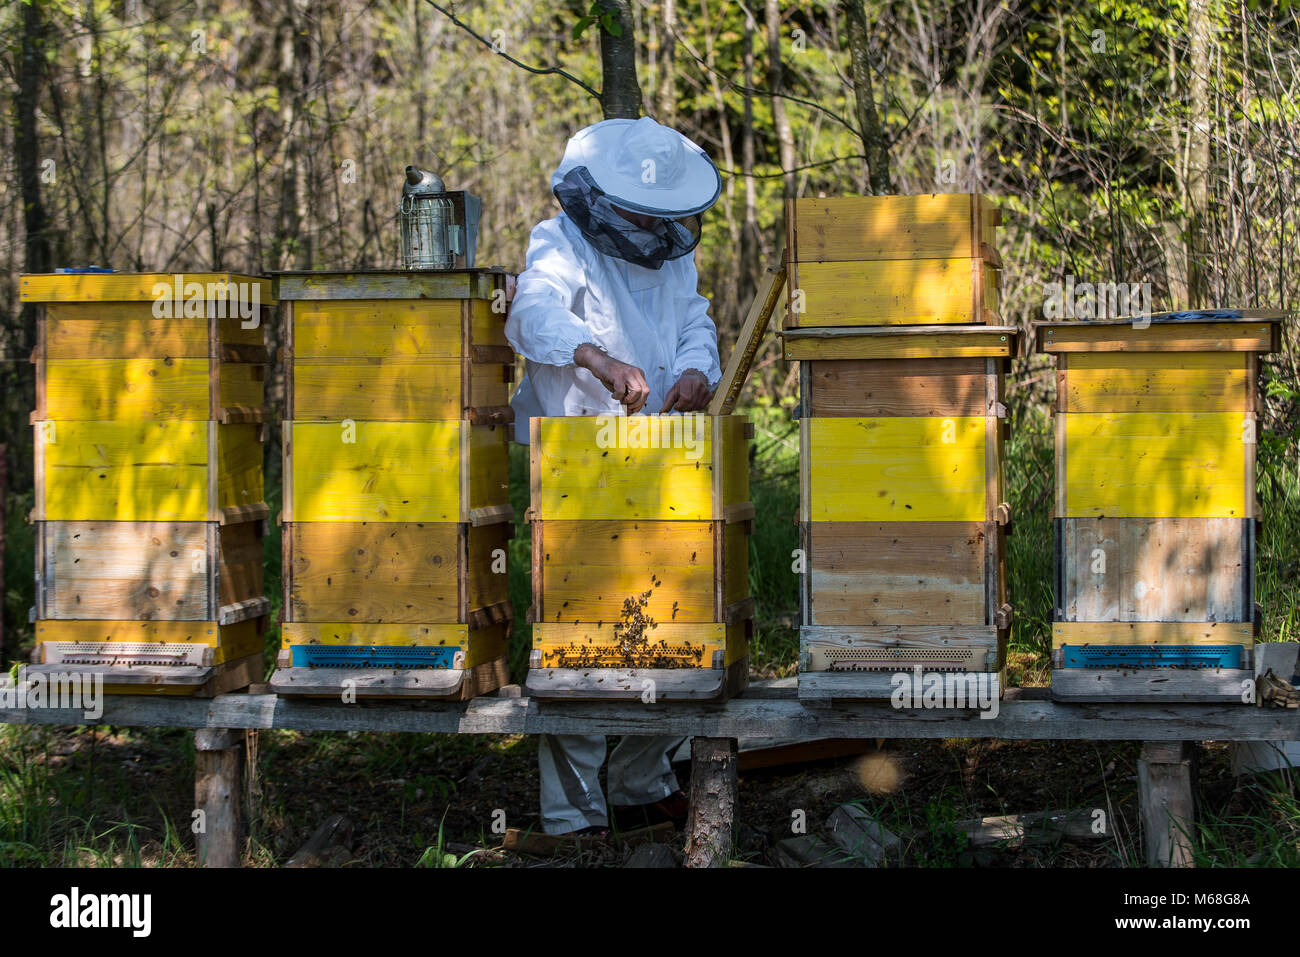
left=397, top=166, right=481, bottom=270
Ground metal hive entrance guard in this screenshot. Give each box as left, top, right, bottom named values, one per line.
left=781, top=194, right=1015, bottom=702
left=1037, top=312, right=1286, bottom=703
left=270, top=268, right=515, bottom=699
left=23, top=272, right=273, bottom=695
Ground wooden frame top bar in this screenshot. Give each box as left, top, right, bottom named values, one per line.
left=273, top=269, right=507, bottom=301
left=2, top=682, right=1295, bottom=741
left=20, top=273, right=274, bottom=303
left=781, top=325, right=1019, bottom=361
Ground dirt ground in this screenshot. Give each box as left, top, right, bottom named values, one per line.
left=14, top=718, right=1265, bottom=868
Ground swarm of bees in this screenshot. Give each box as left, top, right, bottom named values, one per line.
left=542, top=578, right=705, bottom=668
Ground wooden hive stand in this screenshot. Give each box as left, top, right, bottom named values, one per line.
left=23, top=271, right=273, bottom=695
left=781, top=194, right=1015, bottom=703
left=525, top=413, right=754, bottom=701
left=271, top=269, right=515, bottom=700
left=1037, top=311, right=1287, bottom=703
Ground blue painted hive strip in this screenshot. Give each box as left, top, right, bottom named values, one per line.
left=290, top=645, right=460, bottom=669
left=1061, top=645, right=1243, bottom=669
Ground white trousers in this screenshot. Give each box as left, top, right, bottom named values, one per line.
left=538, top=734, right=687, bottom=834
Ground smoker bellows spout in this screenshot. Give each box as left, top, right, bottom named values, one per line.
left=404, top=166, right=446, bottom=195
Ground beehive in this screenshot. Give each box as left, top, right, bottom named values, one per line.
left=23, top=272, right=272, bottom=695
left=1038, top=312, right=1284, bottom=702
left=525, top=414, right=753, bottom=700
left=271, top=270, right=514, bottom=699
left=783, top=193, right=1002, bottom=329
left=781, top=194, right=1015, bottom=703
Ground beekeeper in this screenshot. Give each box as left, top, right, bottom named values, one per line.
left=506, top=116, right=723, bottom=836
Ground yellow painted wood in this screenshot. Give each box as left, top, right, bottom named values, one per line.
left=275, top=271, right=497, bottom=302
left=43, top=304, right=211, bottom=357
left=718, top=415, right=750, bottom=507
left=532, top=622, right=729, bottom=669
left=22, top=272, right=272, bottom=303
left=280, top=621, right=468, bottom=649
left=783, top=330, right=1013, bottom=361
left=794, top=258, right=990, bottom=326
left=290, top=420, right=464, bottom=522
left=1063, top=352, right=1246, bottom=413
left=468, top=298, right=509, bottom=347
left=724, top=523, right=749, bottom=606
left=41, top=420, right=210, bottom=521
left=217, top=424, right=264, bottom=512
left=467, top=425, right=509, bottom=512
left=791, top=194, right=992, bottom=261
left=1062, top=412, right=1247, bottom=518
left=533, top=415, right=742, bottom=521
left=806, top=416, right=987, bottom=521
left=43, top=358, right=210, bottom=420
left=292, top=358, right=462, bottom=419
left=36, top=619, right=261, bottom=666
left=538, top=520, right=721, bottom=623
left=37, top=619, right=219, bottom=645
left=1051, top=621, right=1253, bottom=650
left=292, top=300, right=465, bottom=357
left=464, top=622, right=509, bottom=667
left=219, top=362, right=265, bottom=410
left=1039, top=321, right=1275, bottom=353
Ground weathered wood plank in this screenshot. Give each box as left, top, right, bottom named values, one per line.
left=1050, top=668, right=1254, bottom=703
left=805, top=358, right=991, bottom=417
left=2, top=683, right=1296, bottom=739
left=1059, top=517, right=1249, bottom=622
left=805, top=521, right=986, bottom=625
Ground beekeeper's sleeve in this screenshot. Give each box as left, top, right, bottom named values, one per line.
left=506, top=219, right=593, bottom=368
left=670, top=256, right=723, bottom=389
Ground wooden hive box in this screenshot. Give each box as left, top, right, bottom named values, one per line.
left=22, top=272, right=272, bottom=695
left=784, top=193, right=1002, bottom=329
left=1038, top=312, right=1285, bottom=703
left=786, top=326, right=1018, bottom=702
left=525, top=414, right=753, bottom=701
left=271, top=270, right=515, bottom=700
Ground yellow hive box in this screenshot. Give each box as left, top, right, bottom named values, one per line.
left=794, top=333, right=1016, bottom=702
left=23, top=272, right=272, bottom=696
left=272, top=270, right=514, bottom=700
left=526, top=414, right=753, bottom=701
left=784, top=193, right=1002, bottom=328
left=1037, top=312, right=1285, bottom=703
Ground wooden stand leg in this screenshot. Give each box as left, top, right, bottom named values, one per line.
left=195, top=728, right=245, bottom=868
left=1137, top=741, right=1195, bottom=868
left=684, top=736, right=738, bottom=869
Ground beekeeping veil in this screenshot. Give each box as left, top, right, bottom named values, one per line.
left=551, top=117, right=722, bottom=269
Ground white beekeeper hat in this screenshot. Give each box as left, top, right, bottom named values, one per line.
left=550, top=117, right=722, bottom=217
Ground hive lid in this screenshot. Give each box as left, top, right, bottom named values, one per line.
left=1035, top=310, right=1286, bottom=353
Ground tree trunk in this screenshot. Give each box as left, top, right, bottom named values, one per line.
left=16, top=0, right=51, bottom=277
left=842, top=0, right=891, bottom=194
left=657, top=0, right=677, bottom=126
left=766, top=0, right=797, bottom=200
left=1186, top=0, right=1213, bottom=308
left=598, top=0, right=642, bottom=119
left=684, top=737, right=738, bottom=868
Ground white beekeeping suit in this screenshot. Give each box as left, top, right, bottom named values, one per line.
left=506, top=117, right=723, bottom=835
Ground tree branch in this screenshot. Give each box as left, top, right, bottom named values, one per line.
left=422, top=0, right=601, bottom=101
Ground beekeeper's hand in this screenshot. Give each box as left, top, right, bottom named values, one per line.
left=659, top=370, right=711, bottom=413
left=575, top=343, right=651, bottom=413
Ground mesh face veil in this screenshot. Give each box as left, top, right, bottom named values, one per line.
left=553, top=167, right=703, bottom=269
